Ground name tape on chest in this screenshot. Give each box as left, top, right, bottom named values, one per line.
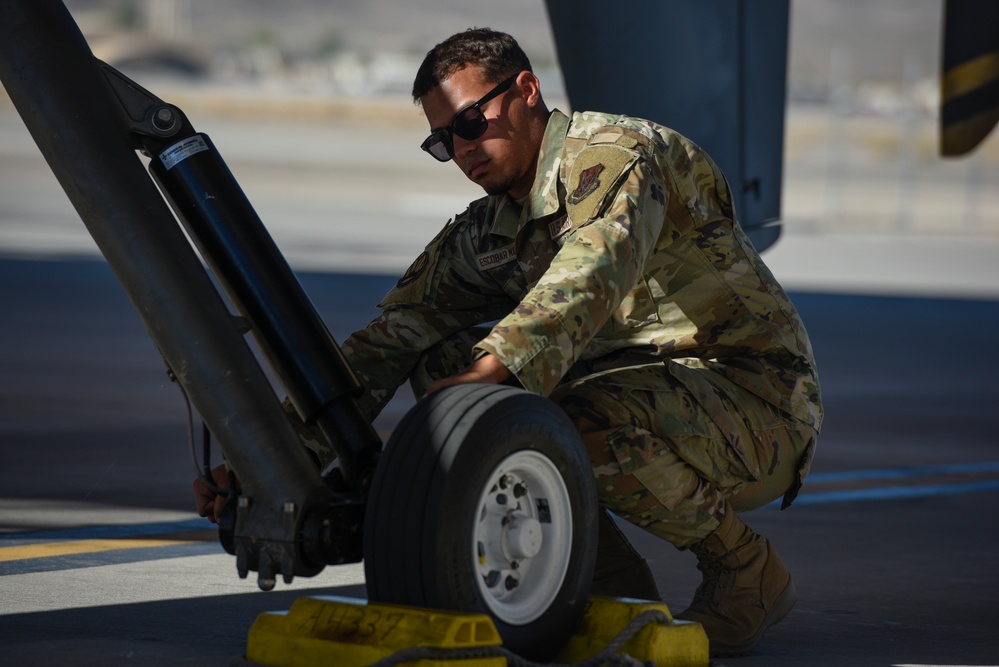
left=476, top=246, right=516, bottom=270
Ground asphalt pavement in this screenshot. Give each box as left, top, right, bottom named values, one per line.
left=1, top=105, right=998, bottom=666
left=2, top=257, right=998, bottom=666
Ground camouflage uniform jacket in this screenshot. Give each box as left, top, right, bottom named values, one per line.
left=342, top=110, right=823, bottom=431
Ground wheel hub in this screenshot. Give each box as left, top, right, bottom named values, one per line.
left=473, top=450, right=573, bottom=625
left=506, top=516, right=543, bottom=559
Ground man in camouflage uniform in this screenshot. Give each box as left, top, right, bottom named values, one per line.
left=336, top=27, right=823, bottom=654
left=197, top=27, right=822, bottom=657
left=334, top=28, right=823, bottom=656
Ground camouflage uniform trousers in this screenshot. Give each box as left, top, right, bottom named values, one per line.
left=410, top=328, right=817, bottom=549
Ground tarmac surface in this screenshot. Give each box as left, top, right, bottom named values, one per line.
left=1, top=104, right=998, bottom=666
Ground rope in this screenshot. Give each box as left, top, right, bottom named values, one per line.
left=367, top=609, right=669, bottom=667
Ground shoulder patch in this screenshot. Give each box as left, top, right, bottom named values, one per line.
left=378, top=221, right=454, bottom=308
left=567, top=163, right=604, bottom=205
left=565, top=145, right=636, bottom=222
left=396, top=250, right=428, bottom=287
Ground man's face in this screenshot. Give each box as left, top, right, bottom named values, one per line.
left=420, top=66, right=539, bottom=199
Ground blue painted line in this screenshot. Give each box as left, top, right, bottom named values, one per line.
left=777, top=479, right=999, bottom=508
left=0, top=518, right=213, bottom=545
left=795, top=479, right=999, bottom=505
left=807, top=461, right=999, bottom=484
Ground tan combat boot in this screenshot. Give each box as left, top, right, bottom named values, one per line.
left=676, top=509, right=796, bottom=656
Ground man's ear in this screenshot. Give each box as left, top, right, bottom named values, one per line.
left=516, top=71, right=542, bottom=108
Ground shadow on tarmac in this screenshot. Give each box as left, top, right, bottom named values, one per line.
left=0, top=583, right=367, bottom=666
left=2, top=256, right=998, bottom=666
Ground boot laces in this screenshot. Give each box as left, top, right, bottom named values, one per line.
left=691, top=552, right=733, bottom=610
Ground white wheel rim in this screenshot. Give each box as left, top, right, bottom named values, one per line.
left=472, top=449, right=573, bottom=625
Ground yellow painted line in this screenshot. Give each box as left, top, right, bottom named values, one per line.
left=0, top=536, right=201, bottom=563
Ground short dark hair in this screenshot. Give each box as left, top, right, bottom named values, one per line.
left=412, top=28, right=533, bottom=101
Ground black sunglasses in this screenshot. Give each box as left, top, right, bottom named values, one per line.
left=420, top=75, right=517, bottom=162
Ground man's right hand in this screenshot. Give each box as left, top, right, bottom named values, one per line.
left=193, top=463, right=231, bottom=524
left=425, top=353, right=512, bottom=396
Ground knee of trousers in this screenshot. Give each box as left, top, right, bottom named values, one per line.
left=550, top=376, right=726, bottom=546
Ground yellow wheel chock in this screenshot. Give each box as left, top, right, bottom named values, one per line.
left=246, top=595, right=504, bottom=667
left=555, top=596, right=709, bottom=666
left=246, top=595, right=708, bottom=666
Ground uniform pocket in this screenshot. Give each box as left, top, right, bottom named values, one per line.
left=610, top=277, right=662, bottom=329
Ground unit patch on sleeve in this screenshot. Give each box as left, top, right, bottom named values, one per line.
left=396, top=251, right=428, bottom=287
left=565, top=145, right=637, bottom=222
left=567, top=163, right=604, bottom=205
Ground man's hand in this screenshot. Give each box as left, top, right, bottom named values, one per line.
left=193, top=463, right=231, bottom=524
left=426, top=353, right=512, bottom=396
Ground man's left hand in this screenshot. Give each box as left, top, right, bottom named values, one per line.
left=426, top=353, right=511, bottom=396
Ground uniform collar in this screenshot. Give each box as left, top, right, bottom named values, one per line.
left=488, top=110, right=570, bottom=238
